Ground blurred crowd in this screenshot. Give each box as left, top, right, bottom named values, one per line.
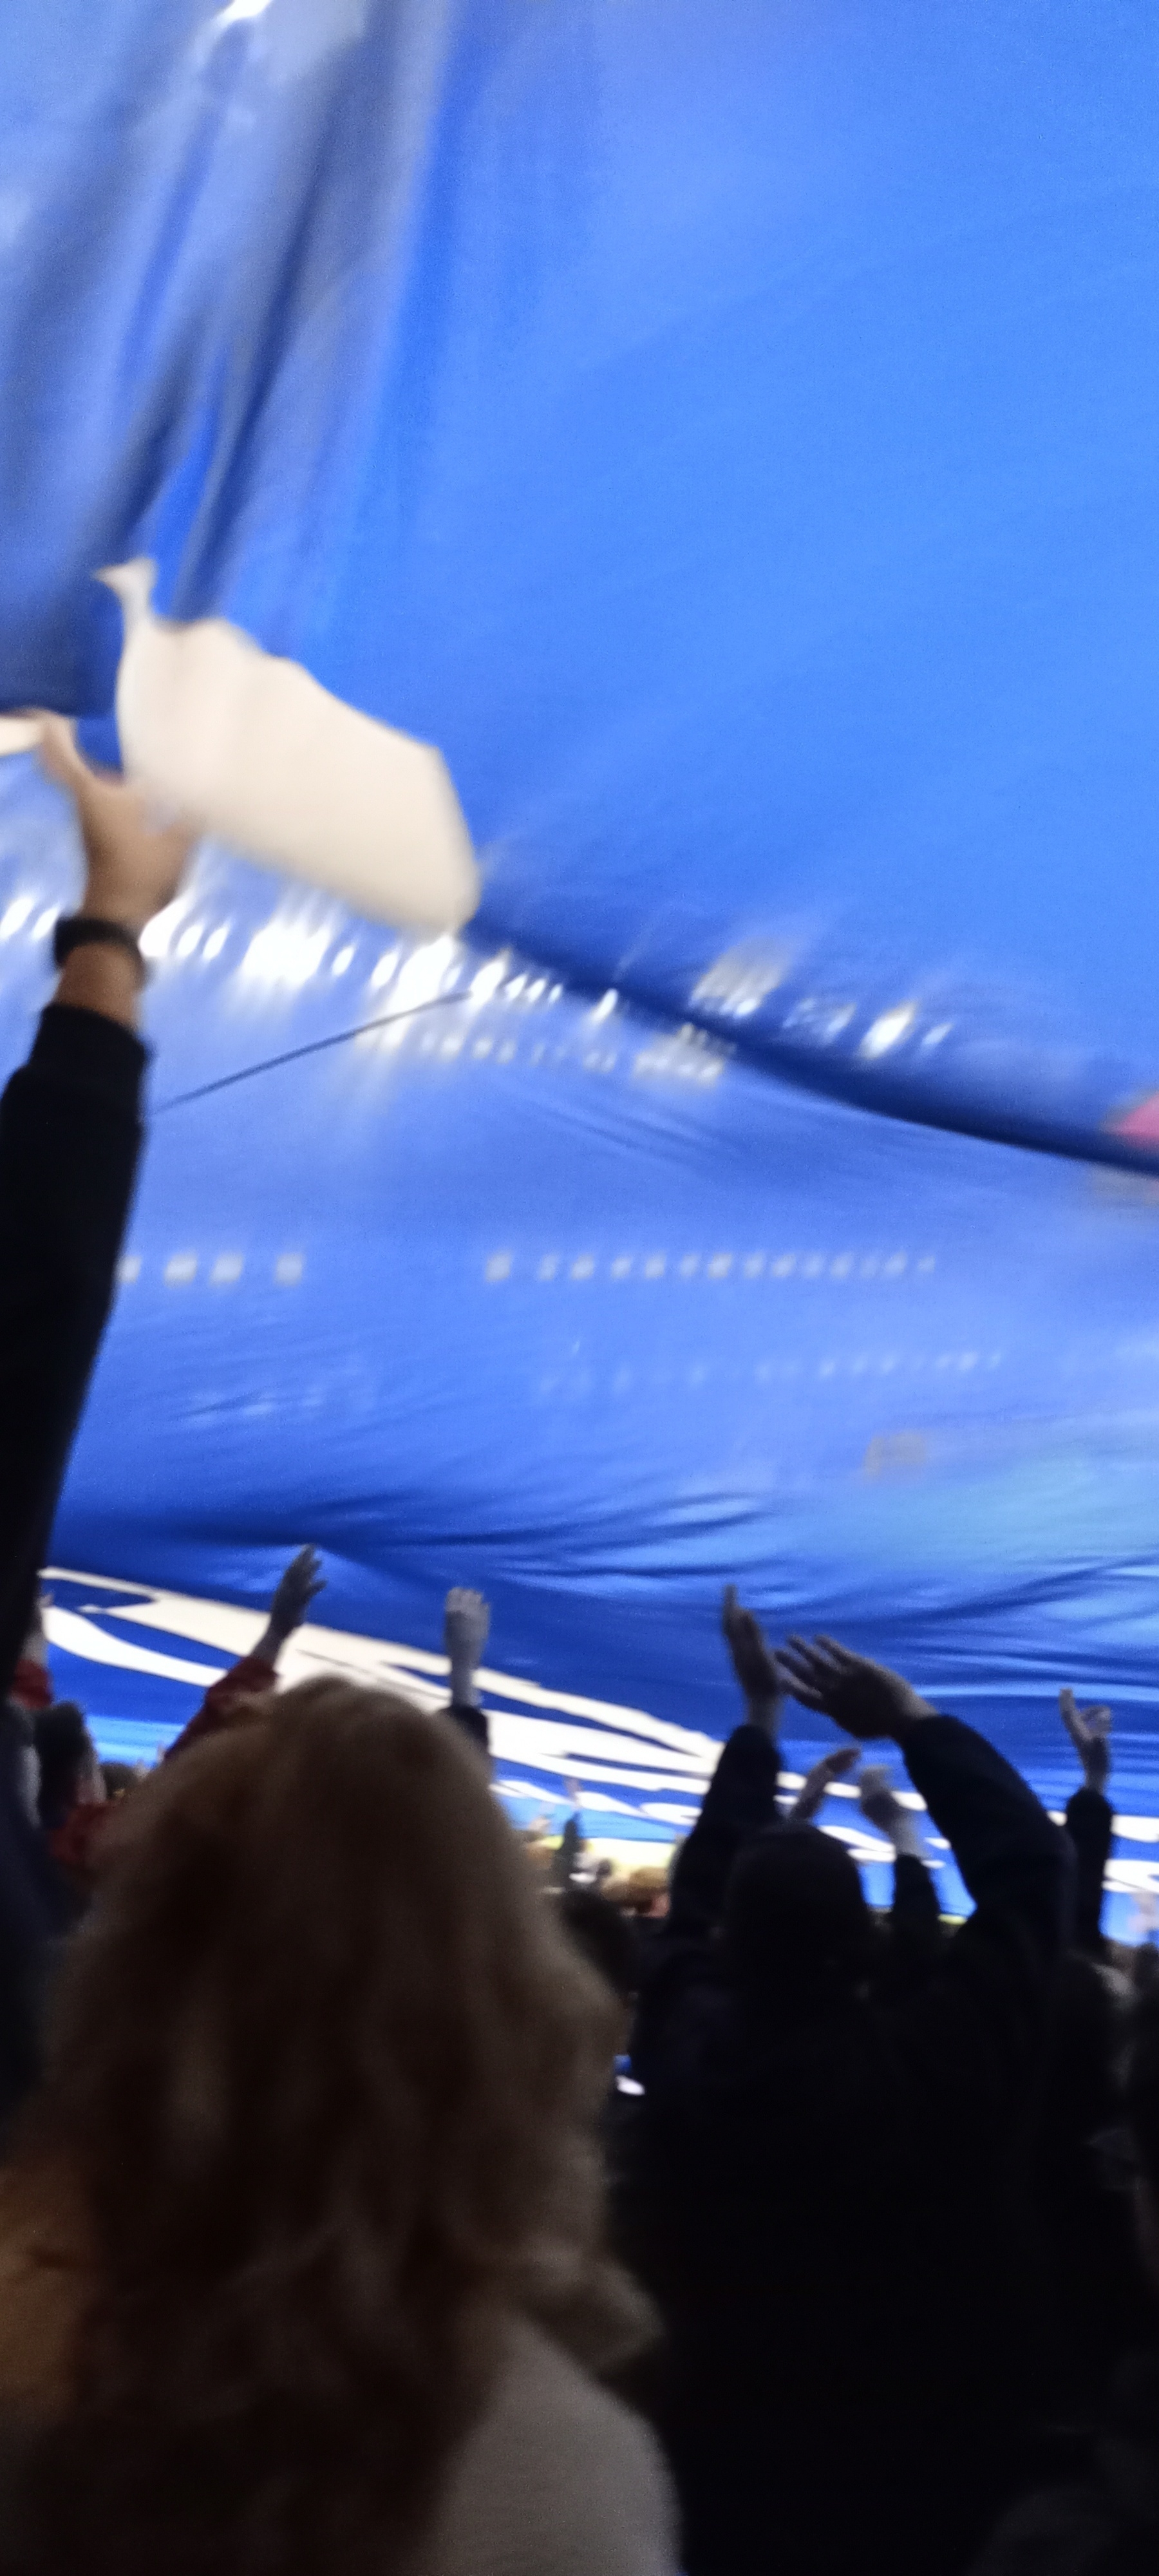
left=0, top=733, right=1158, bottom=2576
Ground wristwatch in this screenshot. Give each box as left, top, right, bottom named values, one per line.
left=53, top=915, right=147, bottom=981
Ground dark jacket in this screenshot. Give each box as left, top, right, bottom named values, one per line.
left=1023, top=1789, right=1152, bottom=2425
left=615, top=1714, right=1070, bottom=2576
left=1066, top=1786, right=1114, bottom=1964
left=0, top=1004, right=146, bottom=1700
left=0, top=1705, right=73, bottom=2140
left=972, top=2349, right=1159, bottom=2576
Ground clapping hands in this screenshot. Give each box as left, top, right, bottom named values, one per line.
left=721, top=1586, right=784, bottom=1732
left=777, top=1637, right=934, bottom=1739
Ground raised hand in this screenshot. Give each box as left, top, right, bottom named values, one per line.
left=721, top=1584, right=784, bottom=1730
left=39, top=717, right=194, bottom=934
left=777, top=1636, right=934, bottom=1739
left=789, top=1743, right=860, bottom=1824
left=268, top=1546, right=326, bottom=1645
left=856, top=1763, right=899, bottom=1829
left=444, top=1587, right=491, bottom=1703
left=1059, top=1687, right=1112, bottom=1793
left=858, top=1763, right=927, bottom=1862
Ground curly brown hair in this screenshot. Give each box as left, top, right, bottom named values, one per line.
left=1, top=1680, right=632, bottom=2576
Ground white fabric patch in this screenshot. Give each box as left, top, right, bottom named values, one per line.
left=101, top=560, right=479, bottom=936
left=0, top=714, right=42, bottom=756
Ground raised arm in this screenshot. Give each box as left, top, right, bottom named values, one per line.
left=787, top=1743, right=860, bottom=1825
left=858, top=1763, right=943, bottom=1993
left=164, top=1546, right=326, bottom=1764
left=779, top=1636, right=1069, bottom=2108
left=0, top=721, right=193, bottom=1696
left=442, top=1587, right=491, bottom=1759
left=778, top=1636, right=1062, bottom=1926
left=667, top=1589, right=784, bottom=1936
left=1058, top=1686, right=1113, bottom=1959
left=254, top=1544, right=326, bottom=1666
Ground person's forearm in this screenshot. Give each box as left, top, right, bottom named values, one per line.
left=448, top=1653, right=480, bottom=1708
left=162, top=1649, right=279, bottom=1763
left=0, top=1002, right=146, bottom=1696
left=1065, top=1785, right=1113, bottom=1956
left=884, top=1810, right=925, bottom=1863
left=902, top=1714, right=1066, bottom=1926
left=442, top=1591, right=489, bottom=1716
left=0, top=731, right=193, bottom=1700
left=669, top=1721, right=782, bottom=1934
left=446, top=1700, right=490, bottom=1759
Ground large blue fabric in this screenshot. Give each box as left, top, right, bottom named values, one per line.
left=3, top=1, right=1159, bottom=1910
left=5, top=0, right=1159, bottom=1160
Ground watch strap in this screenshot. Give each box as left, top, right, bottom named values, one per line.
left=53, top=914, right=147, bottom=981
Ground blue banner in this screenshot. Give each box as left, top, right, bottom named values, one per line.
left=3, top=2, right=1159, bottom=1921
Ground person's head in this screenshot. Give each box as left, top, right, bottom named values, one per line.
left=6, top=1680, right=627, bottom=2576
left=98, top=1761, right=137, bottom=1803
left=556, top=1887, right=639, bottom=2052
left=722, top=1824, right=874, bottom=2018
left=33, top=1703, right=97, bottom=1832
left=620, top=1864, right=669, bottom=1920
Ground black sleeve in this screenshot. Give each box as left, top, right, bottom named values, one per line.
left=668, top=1721, right=782, bottom=1937
left=1064, top=1786, right=1112, bottom=1959
left=903, top=1716, right=1067, bottom=1930
left=0, top=1004, right=146, bottom=1696
left=889, top=1716, right=1071, bottom=2122
left=629, top=1725, right=782, bottom=2095
left=0, top=1712, right=73, bottom=2137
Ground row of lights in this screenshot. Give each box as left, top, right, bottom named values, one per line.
left=118, top=1252, right=304, bottom=1287
left=1, top=869, right=954, bottom=1074
left=690, top=945, right=954, bottom=1062
left=485, top=1249, right=938, bottom=1283
left=634, top=1027, right=727, bottom=1083
left=0, top=890, right=724, bottom=1071
left=0, top=901, right=518, bottom=1037
left=355, top=1025, right=712, bottom=1088
left=534, top=1350, right=999, bottom=1394
left=0, top=888, right=950, bottom=1083
left=2, top=886, right=938, bottom=1081
left=0, top=893, right=57, bottom=942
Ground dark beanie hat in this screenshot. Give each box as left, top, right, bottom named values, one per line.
left=722, top=1824, right=873, bottom=2012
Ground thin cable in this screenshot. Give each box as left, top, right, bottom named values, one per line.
left=155, top=992, right=465, bottom=1111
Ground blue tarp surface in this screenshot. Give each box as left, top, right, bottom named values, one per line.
left=3, top=0, right=1159, bottom=1917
